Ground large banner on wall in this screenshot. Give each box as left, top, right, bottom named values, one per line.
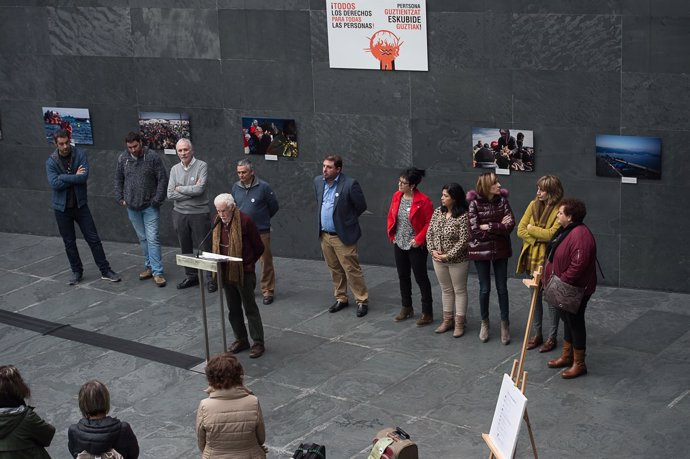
left=326, top=1, right=428, bottom=71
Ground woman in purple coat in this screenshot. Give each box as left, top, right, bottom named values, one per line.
left=467, top=172, right=515, bottom=344
left=542, top=198, right=597, bottom=379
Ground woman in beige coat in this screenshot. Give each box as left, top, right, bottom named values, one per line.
left=196, top=353, right=267, bottom=459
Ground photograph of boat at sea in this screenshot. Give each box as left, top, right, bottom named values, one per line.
left=42, top=107, right=93, bottom=145
left=595, top=134, right=661, bottom=180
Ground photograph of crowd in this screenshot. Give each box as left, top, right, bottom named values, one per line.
left=596, top=134, right=661, bottom=180
left=241, top=117, right=299, bottom=158
left=42, top=107, right=93, bottom=145
left=472, top=128, right=535, bottom=172
left=138, top=112, right=191, bottom=151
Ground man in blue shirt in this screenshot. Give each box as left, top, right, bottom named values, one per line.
left=313, top=155, right=369, bottom=317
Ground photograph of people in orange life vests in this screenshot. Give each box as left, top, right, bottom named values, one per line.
left=472, top=127, right=535, bottom=172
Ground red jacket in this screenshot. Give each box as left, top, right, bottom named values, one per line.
left=542, top=223, right=597, bottom=296
left=387, top=189, right=434, bottom=247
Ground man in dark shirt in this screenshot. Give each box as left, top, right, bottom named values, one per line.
left=45, top=129, right=120, bottom=285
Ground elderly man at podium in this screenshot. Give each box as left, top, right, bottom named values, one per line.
left=212, top=193, right=266, bottom=358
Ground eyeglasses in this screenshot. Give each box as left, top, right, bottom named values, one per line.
left=399, top=180, right=409, bottom=185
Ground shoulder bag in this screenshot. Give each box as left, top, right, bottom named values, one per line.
left=543, top=275, right=584, bottom=314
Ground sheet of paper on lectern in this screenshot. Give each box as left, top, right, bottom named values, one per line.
left=488, top=373, right=528, bottom=458
left=198, top=252, right=242, bottom=262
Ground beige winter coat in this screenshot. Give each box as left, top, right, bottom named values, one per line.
left=196, top=386, right=267, bottom=459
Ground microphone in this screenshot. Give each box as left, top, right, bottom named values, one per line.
left=197, top=216, right=221, bottom=257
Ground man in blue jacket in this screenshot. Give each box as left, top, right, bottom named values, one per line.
left=232, top=159, right=279, bottom=304
left=45, top=129, right=120, bottom=285
left=313, top=154, right=370, bottom=317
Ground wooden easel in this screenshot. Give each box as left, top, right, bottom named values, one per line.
left=482, top=266, right=542, bottom=459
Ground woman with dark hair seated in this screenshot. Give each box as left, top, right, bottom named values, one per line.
left=196, top=353, right=267, bottom=459
left=68, top=379, right=139, bottom=458
left=0, top=365, right=55, bottom=459
left=543, top=198, right=597, bottom=379
left=386, top=167, right=434, bottom=325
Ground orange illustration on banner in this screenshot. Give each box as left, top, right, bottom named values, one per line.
left=365, top=30, right=403, bottom=71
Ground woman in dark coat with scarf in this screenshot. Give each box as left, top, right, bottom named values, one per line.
left=542, top=198, right=597, bottom=379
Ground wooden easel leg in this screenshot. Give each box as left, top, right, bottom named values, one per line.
left=523, top=409, right=538, bottom=459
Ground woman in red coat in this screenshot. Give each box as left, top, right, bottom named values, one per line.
left=467, top=172, right=515, bottom=344
left=387, top=168, right=434, bottom=325
left=542, top=198, right=597, bottom=379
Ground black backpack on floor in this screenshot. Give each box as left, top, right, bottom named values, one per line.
left=292, top=442, right=326, bottom=459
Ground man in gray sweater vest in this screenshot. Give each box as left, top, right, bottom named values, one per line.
left=167, top=139, right=211, bottom=289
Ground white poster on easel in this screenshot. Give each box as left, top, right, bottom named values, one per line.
left=326, top=1, right=428, bottom=71
left=488, top=374, right=528, bottom=458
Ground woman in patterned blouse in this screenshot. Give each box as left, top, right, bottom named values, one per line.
left=425, top=183, right=471, bottom=337
left=386, top=168, right=435, bottom=326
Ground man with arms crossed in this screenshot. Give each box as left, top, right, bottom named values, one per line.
left=167, top=139, right=211, bottom=289
left=232, top=159, right=279, bottom=304
left=313, top=155, right=370, bottom=317
left=46, top=129, right=120, bottom=285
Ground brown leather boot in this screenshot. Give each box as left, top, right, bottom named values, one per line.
left=453, top=314, right=466, bottom=338
left=562, top=348, right=587, bottom=379
left=547, top=340, right=573, bottom=368
left=526, top=334, right=543, bottom=350
left=500, top=320, right=511, bottom=345
left=479, top=319, right=490, bottom=342
left=434, top=311, right=454, bottom=333
left=416, top=312, right=433, bottom=327
left=394, top=306, right=414, bottom=322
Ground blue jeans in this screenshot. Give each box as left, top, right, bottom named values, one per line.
left=54, top=205, right=111, bottom=274
left=475, top=258, right=509, bottom=321
left=127, top=206, right=163, bottom=276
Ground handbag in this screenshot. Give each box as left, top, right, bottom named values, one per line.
left=292, top=442, right=325, bottom=459
left=368, top=427, right=418, bottom=459
left=543, top=275, right=584, bottom=314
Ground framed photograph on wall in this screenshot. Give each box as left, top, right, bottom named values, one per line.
left=138, top=112, right=190, bottom=153
left=472, top=127, right=535, bottom=172
left=42, top=107, right=93, bottom=145
left=595, top=134, right=661, bottom=180
left=241, top=117, right=299, bottom=158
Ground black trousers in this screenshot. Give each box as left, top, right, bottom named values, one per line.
left=560, top=295, right=590, bottom=349
left=172, top=210, right=211, bottom=277
left=394, top=244, right=433, bottom=315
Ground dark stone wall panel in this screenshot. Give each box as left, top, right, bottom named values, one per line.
left=313, top=63, right=410, bottom=117
left=0, top=189, right=53, bottom=235
left=427, top=13, right=486, bottom=71
left=511, top=14, right=621, bottom=71
left=54, top=57, right=136, bottom=105
left=620, top=183, right=688, bottom=238
left=0, top=147, right=51, bottom=192
left=134, top=58, right=223, bottom=108
left=222, top=60, right=314, bottom=112
left=513, top=71, right=620, bottom=127
left=0, top=7, right=50, bottom=54
left=623, top=16, right=690, bottom=73
left=620, top=235, right=688, bottom=291
left=0, top=101, right=49, bottom=146
left=411, top=119, right=474, bottom=171
left=87, top=105, right=139, bottom=150
left=219, top=10, right=311, bottom=62
left=48, top=7, right=132, bottom=57
left=511, top=0, right=649, bottom=15
left=310, top=10, right=328, bottom=63
left=307, top=114, right=412, bottom=170
left=217, top=1, right=311, bottom=10
left=622, top=73, right=690, bottom=131
left=0, top=55, right=55, bottom=101
left=411, top=70, right=512, bottom=121
left=131, top=8, right=220, bottom=59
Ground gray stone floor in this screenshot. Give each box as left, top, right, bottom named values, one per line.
left=1, top=232, right=688, bottom=458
